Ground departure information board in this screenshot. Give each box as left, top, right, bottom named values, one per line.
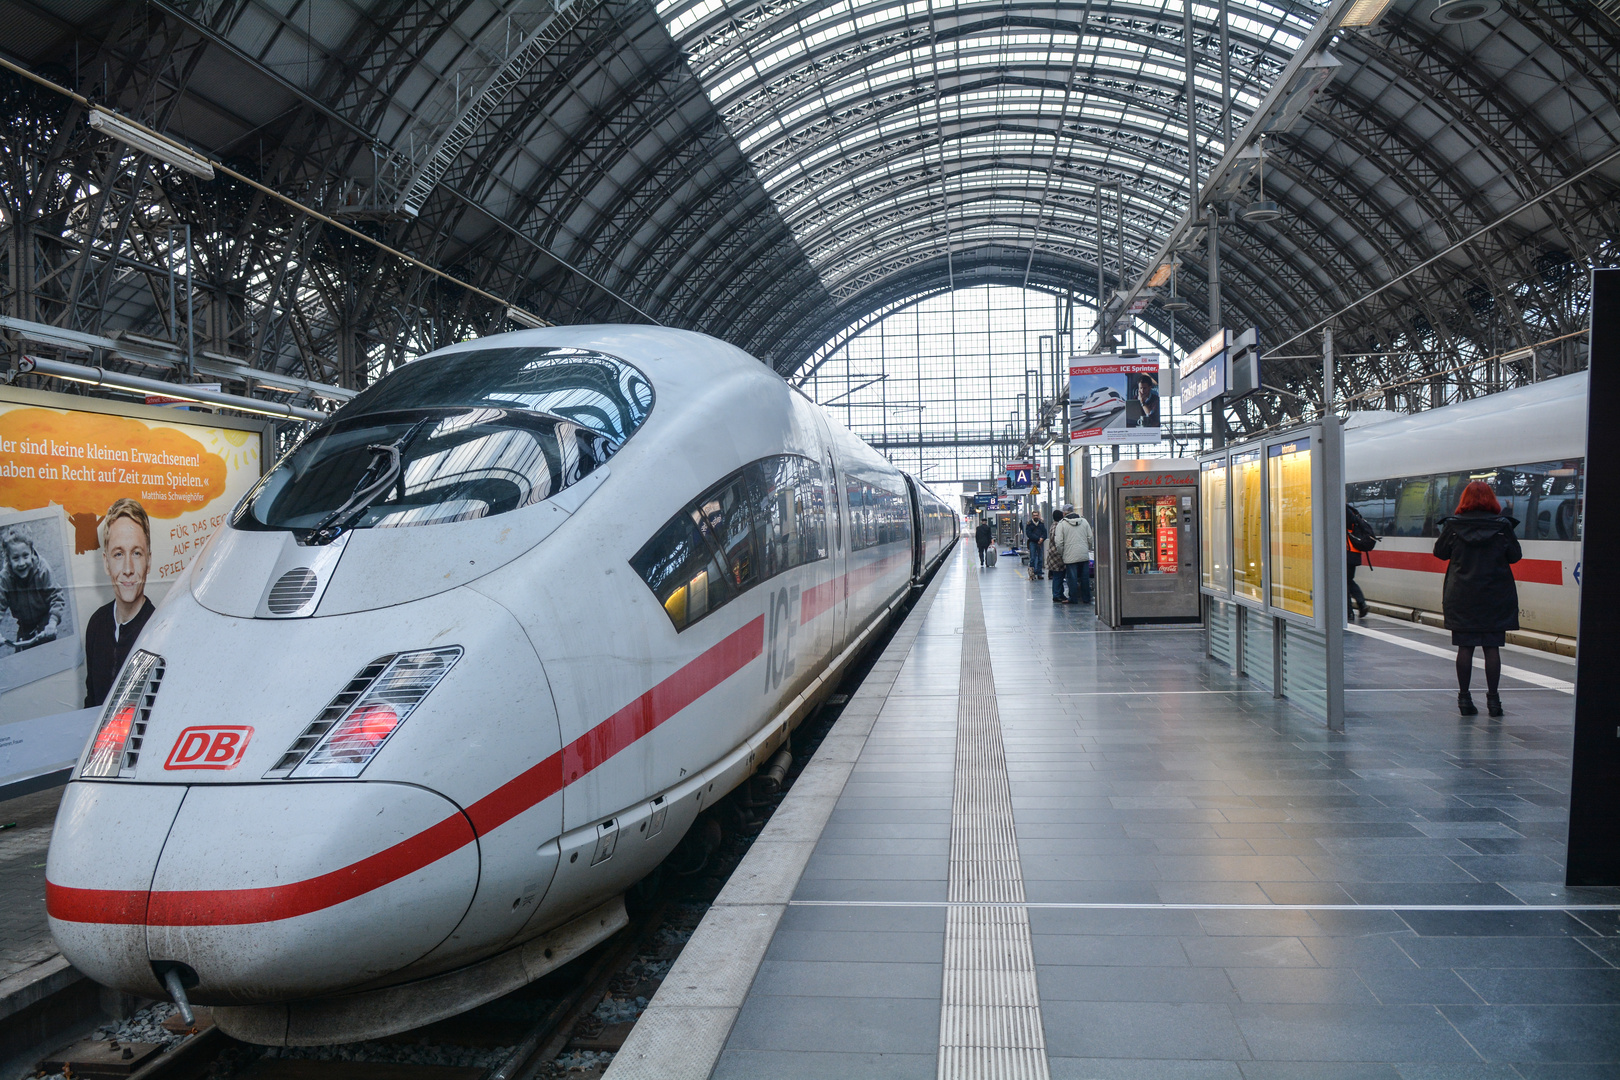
left=1231, top=448, right=1264, bottom=602
left=1200, top=459, right=1229, bottom=592
left=1268, top=438, right=1314, bottom=617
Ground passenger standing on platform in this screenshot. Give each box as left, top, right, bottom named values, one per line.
left=1050, top=505, right=1094, bottom=604
left=1346, top=503, right=1375, bottom=619
left=975, top=517, right=993, bottom=566
left=1434, top=480, right=1521, bottom=718
left=1048, top=509, right=1068, bottom=600
left=1024, top=512, right=1047, bottom=580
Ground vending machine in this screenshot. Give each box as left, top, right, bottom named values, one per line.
left=1094, top=459, right=1201, bottom=626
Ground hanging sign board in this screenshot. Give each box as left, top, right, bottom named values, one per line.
left=0, top=385, right=270, bottom=792
left=1069, top=354, right=1162, bottom=445
left=1180, top=355, right=1227, bottom=412
left=1180, top=329, right=1230, bottom=379
left=1005, top=463, right=1035, bottom=490
left=972, top=492, right=994, bottom=509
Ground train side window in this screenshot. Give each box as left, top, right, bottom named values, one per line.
left=633, top=454, right=828, bottom=631
left=631, top=510, right=735, bottom=631
left=751, top=457, right=829, bottom=578
left=696, top=476, right=759, bottom=591
left=1389, top=476, right=1433, bottom=537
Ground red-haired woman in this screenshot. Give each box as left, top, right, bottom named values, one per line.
left=1433, top=481, right=1522, bottom=716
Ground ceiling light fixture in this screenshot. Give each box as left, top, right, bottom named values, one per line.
left=88, top=109, right=215, bottom=179
left=1338, top=0, right=1396, bottom=28
left=15, top=355, right=328, bottom=422
left=1241, top=136, right=1283, bottom=223
left=1430, top=0, right=1501, bottom=22
left=506, top=306, right=548, bottom=329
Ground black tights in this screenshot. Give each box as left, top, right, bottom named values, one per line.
left=1456, top=646, right=1501, bottom=694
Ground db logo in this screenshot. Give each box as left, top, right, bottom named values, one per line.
left=164, top=726, right=254, bottom=771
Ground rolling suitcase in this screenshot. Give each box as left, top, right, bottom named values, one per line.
left=985, top=547, right=998, bottom=567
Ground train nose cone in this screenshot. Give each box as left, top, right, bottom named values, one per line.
left=48, top=782, right=188, bottom=997
left=51, top=781, right=478, bottom=1004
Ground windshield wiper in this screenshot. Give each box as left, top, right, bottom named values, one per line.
left=304, top=419, right=429, bottom=545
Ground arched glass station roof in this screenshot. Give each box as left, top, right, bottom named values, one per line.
left=1, top=0, right=1616, bottom=451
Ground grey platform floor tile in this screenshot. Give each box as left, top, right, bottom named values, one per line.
left=1032, top=933, right=1192, bottom=967
left=800, top=853, right=949, bottom=880
left=1398, top=935, right=1615, bottom=969
left=1036, top=963, right=1239, bottom=1003
left=764, top=929, right=943, bottom=965
left=1438, top=1004, right=1620, bottom=1062
left=1454, top=965, right=1620, bottom=1004
left=1232, top=1003, right=1482, bottom=1062
left=1180, top=935, right=1320, bottom=968
left=711, top=1049, right=937, bottom=1080
left=749, top=960, right=940, bottom=999
left=1354, top=966, right=1487, bottom=1005
left=1226, top=967, right=1383, bottom=1005
left=1040, top=1000, right=1252, bottom=1060
left=1048, top=1060, right=1245, bottom=1080
left=1238, top=1065, right=1404, bottom=1080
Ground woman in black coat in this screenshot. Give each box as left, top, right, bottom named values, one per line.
left=1433, top=480, right=1522, bottom=717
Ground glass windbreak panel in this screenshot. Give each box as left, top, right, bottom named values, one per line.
left=632, top=455, right=830, bottom=632
left=343, top=347, right=653, bottom=443
left=1267, top=439, right=1314, bottom=618
left=247, top=409, right=603, bottom=532
left=1200, top=461, right=1229, bottom=591
left=1231, top=449, right=1264, bottom=602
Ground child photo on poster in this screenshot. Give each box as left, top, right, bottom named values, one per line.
left=0, top=507, right=80, bottom=691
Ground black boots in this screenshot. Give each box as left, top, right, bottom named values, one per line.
left=1486, top=691, right=1504, bottom=717
left=1458, top=691, right=1478, bottom=716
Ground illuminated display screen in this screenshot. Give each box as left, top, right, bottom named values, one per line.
left=1200, top=459, right=1228, bottom=592
left=1231, top=449, right=1264, bottom=602
left=1268, top=439, right=1314, bottom=618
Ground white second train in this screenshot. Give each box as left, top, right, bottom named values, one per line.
left=46, top=327, right=956, bottom=1044
left=1345, top=371, right=1585, bottom=639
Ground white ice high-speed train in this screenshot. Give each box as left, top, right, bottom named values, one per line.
left=1345, top=371, right=1585, bottom=640
left=45, top=327, right=956, bottom=1045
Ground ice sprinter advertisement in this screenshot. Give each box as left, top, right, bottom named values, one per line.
left=1069, top=353, right=1162, bottom=444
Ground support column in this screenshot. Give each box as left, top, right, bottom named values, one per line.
left=1568, top=267, right=1620, bottom=884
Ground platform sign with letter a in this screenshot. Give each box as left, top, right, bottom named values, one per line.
left=1005, top=463, right=1035, bottom=490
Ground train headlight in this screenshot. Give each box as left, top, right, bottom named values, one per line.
left=80, top=650, right=165, bottom=778
left=266, top=647, right=462, bottom=779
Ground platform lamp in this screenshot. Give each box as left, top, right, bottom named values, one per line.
left=88, top=109, right=215, bottom=180
left=1240, top=136, right=1282, bottom=223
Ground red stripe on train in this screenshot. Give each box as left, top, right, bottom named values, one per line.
left=47, top=617, right=766, bottom=927
left=1369, top=549, right=1564, bottom=586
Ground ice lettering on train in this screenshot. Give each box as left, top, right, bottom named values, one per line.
left=766, top=584, right=799, bottom=691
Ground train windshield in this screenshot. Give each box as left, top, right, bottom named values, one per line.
left=245, top=409, right=613, bottom=534
left=243, top=348, right=653, bottom=537
left=340, top=346, right=653, bottom=442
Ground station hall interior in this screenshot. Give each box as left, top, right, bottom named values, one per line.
left=1, top=0, right=1619, bottom=1078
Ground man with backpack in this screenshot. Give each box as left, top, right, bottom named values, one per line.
left=1050, top=504, right=1094, bottom=604
left=1347, top=503, right=1377, bottom=619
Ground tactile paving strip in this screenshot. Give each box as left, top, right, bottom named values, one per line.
left=938, top=570, right=1050, bottom=1080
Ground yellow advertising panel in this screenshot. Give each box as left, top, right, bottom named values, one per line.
left=1231, top=448, right=1263, bottom=601
left=1267, top=438, right=1314, bottom=618
left=1199, top=460, right=1228, bottom=591
left=1, top=387, right=266, bottom=783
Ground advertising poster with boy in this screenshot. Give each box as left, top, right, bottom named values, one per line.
left=0, top=386, right=267, bottom=789
left=1068, top=353, right=1163, bottom=444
